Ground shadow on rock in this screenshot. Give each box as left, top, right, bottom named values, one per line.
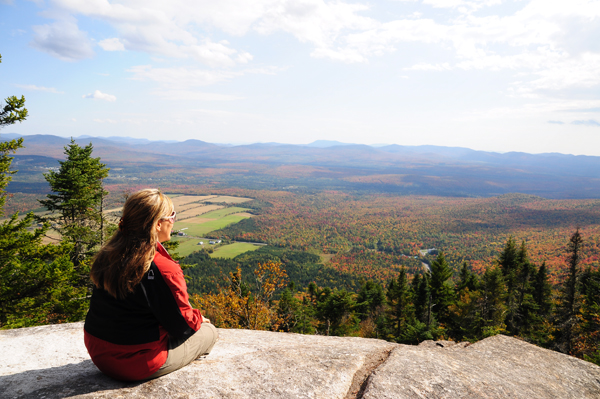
left=0, top=360, right=142, bottom=399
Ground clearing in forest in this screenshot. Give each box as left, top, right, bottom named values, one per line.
left=209, top=242, right=262, bottom=258
left=175, top=211, right=251, bottom=237
left=177, top=204, right=224, bottom=220
left=171, top=195, right=218, bottom=207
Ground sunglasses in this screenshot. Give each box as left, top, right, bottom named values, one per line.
left=162, top=210, right=177, bottom=222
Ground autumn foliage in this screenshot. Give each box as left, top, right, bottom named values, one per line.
left=191, top=261, right=288, bottom=331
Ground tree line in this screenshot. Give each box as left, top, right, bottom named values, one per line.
left=192, top=233, right=600, bottom=366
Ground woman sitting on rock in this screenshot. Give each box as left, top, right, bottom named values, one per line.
left=84, top=188, right=217, bottom=381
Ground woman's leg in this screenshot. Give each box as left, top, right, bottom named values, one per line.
left=149, top=323, right=218, bottom=379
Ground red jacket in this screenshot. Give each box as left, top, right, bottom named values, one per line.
left=84, top=243, right=202, bottom=381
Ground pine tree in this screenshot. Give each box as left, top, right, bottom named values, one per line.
left=413, top=272, right=430, bottom=324
left=0, top=55, right=28, bottom=131
left=477, top=266, right=507, bottom=338
left=456, top=261, right=479, bottom=294
left=512, top=242, right=538, bottom=336
left=0, top=214, right=86, bottom=328
left=0, top=55, right=85, bottom=328
left=554, top=229, right=583, bottom=354
left=385, top=268, right=413, bottom=341
left=429, top=252, right=455, bottom=329
left=38, top=139, right=110, bottom=271
left=497, top=237, right=520, bottom=334
left=356, top=280, right=386, bottom=338
left=315, top=288, right=358, bottom=336
left=573, top=267, right=600, bottom=363
left=448, top=262, right=480, bottom=341
left=528, top=262, right=554, bottom=346
left=533, top=262, right=553, bottom=318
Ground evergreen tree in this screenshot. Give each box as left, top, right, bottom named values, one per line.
left=512, top=242, right=538, bottom=337
left=39, top=139, right=110, bottom=272
left=385, top=268, right=413, bottom=342
left=456, top=261, right=479, bottom=294
left=0, top=55, right=28, bottom=131
left=428, top=252, right=455, bottom=328
left=497, top=237, right=520, bottom=334
left=315, top=288, right=358, bottom=336
left=356, top=280, right=385, bottom=320
left=554, top=229, right=583, bottom=354
left=0, top=214, right=86, bottom=328
left=573, top=267, right=600, bottom=363
left=448, top=262, right=480, bottom=341
left=413, top=272, right=430, bottom=325
left=356, top=280, right=386, bottom=338
left=533, top=262, right=553, bottom=317
left=477, top=266, right=507, bottom=338
left=0, top=56, right=85, bottom=328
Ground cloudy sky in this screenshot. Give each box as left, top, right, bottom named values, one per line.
left=1, top=0, right=599, bottom=155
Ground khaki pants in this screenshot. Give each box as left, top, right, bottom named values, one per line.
left=149, top=323, right=218, bottom=379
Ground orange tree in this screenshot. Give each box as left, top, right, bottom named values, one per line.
left=191, top=261, right=288, bottom=330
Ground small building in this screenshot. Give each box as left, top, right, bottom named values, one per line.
left=197, top=241, right=204, bottom=245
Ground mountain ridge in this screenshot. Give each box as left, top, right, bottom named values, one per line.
left=4, top=134, right=600, bottom=199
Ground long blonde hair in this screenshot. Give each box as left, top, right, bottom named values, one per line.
left=91, top=188, right=174, bottom=299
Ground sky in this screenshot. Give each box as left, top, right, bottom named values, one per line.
left=1, top=0, right=600, bottom=155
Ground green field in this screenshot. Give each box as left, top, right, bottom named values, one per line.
left=175, top=212, right=251, bottom=237
left=170, top=237, right=207, bottom=257
left=209, top=242, right=262, bottom=259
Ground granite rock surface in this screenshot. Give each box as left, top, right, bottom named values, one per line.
left=1, top=322, right=599, bottom=399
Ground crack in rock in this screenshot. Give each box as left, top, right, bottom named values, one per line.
left=345, top=346, right=395, bottom=399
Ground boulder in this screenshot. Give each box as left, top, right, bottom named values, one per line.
left=0, top=322, right=599, bottom=399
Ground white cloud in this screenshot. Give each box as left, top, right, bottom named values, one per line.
left=405, top=62, right=451, bottom=71
left=83, top=90, right=117, bottom=101
left=31, top=0, right=600, bottom=98
left=31, top=17, right=94, bottom=61
left=15, top=84, right=64, bottom=93
left=98, top=38, right=125, bottom=51
left=127, top=65, right=274, bottom=101
left=572, top=119, right=600, bottom=127
left=151, top=90, right=244, bottom=101
left=48, top=0, right=261, bottom=67
left=93, top=118, right=118, bottom=123
left=128, top=65, right=241, bottom=87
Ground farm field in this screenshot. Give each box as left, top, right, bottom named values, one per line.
left=170, top=195, right=218, bottom=207
left=170, top=236, right=213, bottom=257
left=177, top=204, right=223, bottom=219
left=209, top=242, right=262, bottom=258
left=209, top=196, right=252, bottom=204
left=176, top=212, right=252, bottom=237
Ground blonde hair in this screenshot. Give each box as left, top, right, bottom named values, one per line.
left=91, top=188, right=174, bottom=299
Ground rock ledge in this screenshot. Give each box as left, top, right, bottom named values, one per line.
left=1, top=322, right=599, bottom=398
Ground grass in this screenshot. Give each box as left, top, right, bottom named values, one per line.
left=170, top=237, right=211, bottom=257
left=169, top=239, right=261, bottom=258
left=209, top=242, right=262, bottom=259
left=176, top=213, right=251, bottom=236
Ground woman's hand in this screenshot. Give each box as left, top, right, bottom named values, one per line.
left=201, top=315, right=211, bottom=324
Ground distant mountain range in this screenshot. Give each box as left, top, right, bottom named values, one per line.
left=3, top=134, right=600, bottom=199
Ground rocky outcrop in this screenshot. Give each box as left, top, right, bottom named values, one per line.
left=1, top=322, right=599, bottom=399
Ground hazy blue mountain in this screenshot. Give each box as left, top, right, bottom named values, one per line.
left=6, top=133, right=600, bottom=199
left=305, top=140, right=353, bottom=148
